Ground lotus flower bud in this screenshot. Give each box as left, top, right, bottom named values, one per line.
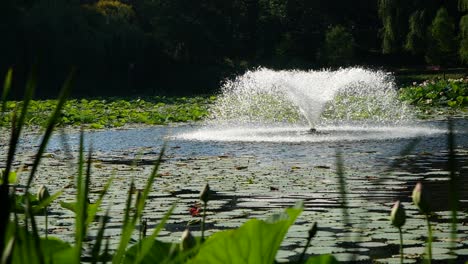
left=412, top=182, right=430, bottom=214
left=308, top=222, right=318, bottom=239
left=37, top=185, right=50, bottom=202
left=180, top=229, right=196, bottom=251
left=390, top=200, right=406, bottom=228
left=200, top=183, right=210, bottom=204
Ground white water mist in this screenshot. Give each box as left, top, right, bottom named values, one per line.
left=208, top=67, right=414, bottom=127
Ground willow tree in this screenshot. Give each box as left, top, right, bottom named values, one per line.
left=405, top=10, right=427, bottom=56
left=461, top=0, right=468, bottom=11
left=459, top=0, right=468, bottom=63
left=378, top=0, right=412, bottom=54
left=425, top=7, right=457, bottom=65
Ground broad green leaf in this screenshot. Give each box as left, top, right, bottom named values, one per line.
left=40, top=237, right=75, bottom=263
left=124, top=239, right=179, bottom=264
left=10, top=224, right=76, bottom=264
left=305, top=254, right=339, bottom=264
left=191, top=202, right=303, bottom=264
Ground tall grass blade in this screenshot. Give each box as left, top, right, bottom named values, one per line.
left=75, top=130, right=91, bottom=262
left=113, top=178, right=135, bottom=264
left=25, top=200, right=45, bottom=264
left=113, top=146, right=166, bottom=264
left=336, top=150, right=356, bottom=262
left=335, top=150, right=349, bottom=227
left=374, top=137, right=421, bottom=184
left=447, top=119, right=458, bottom=260
left=1, top=67, right=36, bottom=258
left=24, top=71, right=74, bottom=191
left=136, top=145, right=166, bottom=216
left=33, top=190, right=63, bottom=214
left=135, top=203, right=176, bottom=263
left=91, top=210, right=110, bottom=264
left=86, top=176, right=114, bottom=225
left=1, top=68, right=13, bottom=119
left=21, top=71, right=73, bottom=263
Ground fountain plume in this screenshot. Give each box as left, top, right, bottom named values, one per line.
left=209, top=67, right=414, bottom=127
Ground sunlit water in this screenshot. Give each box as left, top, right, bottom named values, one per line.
left=175, top=124, right=445, bottom=143
left=177, top=67, right=440, bottom=143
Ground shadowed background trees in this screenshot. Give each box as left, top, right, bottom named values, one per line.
left=1, top=0, right=467, bottom=98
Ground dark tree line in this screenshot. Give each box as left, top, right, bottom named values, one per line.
left=0, top=0, right=467, bottom=97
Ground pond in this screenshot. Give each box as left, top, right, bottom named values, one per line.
left=23, top=117, right=466, bottom=263
left=11, top=68, right=468, bottom=263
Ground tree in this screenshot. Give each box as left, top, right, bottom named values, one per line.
left=459, top=0, right=468, bottom=63
left=425, top=7, right=457, bottom=65
left=321, top=25, right=355, bottom=66
left=378, top=0, right=412, bottom=54
left=461, top=0, right=468, bottom=12
left=459, top=15, right=468, bottom=63
left=405, top=10, right=427, bottom=56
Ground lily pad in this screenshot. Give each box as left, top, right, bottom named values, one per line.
left=333, top=253, right=370, bottom=262
left=374, top=257, right=417, bottom=263
left=404, top=247, right=450, bottom=255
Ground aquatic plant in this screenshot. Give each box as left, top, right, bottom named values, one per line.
left=199, top=183, right=210, bottom=241
left=0, top=96, right=214, bottom=129
left=390, top=200, right=406, bottom=264
left=37, top=185, right=50, bottom=238
left=412, top=182, right=433, bottom=263
left=399, top=77, right=468, bottom=108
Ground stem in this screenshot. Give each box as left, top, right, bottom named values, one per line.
left=425, top=215, right=432, bottom=263
left=201, top=202, right=207, bottom=242
left=398, top=227, right=403, bottom=264
left=45, top=206, right=48, bottom=238
left=299, top=235, right=312, bottom=263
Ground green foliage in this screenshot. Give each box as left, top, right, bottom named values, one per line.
left=94, top=0, right=135, bottom=23
left=426, top=8, right=457, bottom=65
left=460, top=0, right=468, bottom=12
left=405, top=10, right=427, bottom=55
left=322, top=25, right=355, bottom=66
left=124, top=239, right=180, bottom=264
left=399, top=78, right=468, bottom=108
left=460, top=15, right=468, bottom=64
left=378, top=0, right=412, bottom=54
left=0, top=96, right=214, bottom=128
left=9, top=226, right=75, bottom=264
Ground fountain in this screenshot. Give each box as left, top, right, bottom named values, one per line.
left=177, top=67, right=444, bottom=142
